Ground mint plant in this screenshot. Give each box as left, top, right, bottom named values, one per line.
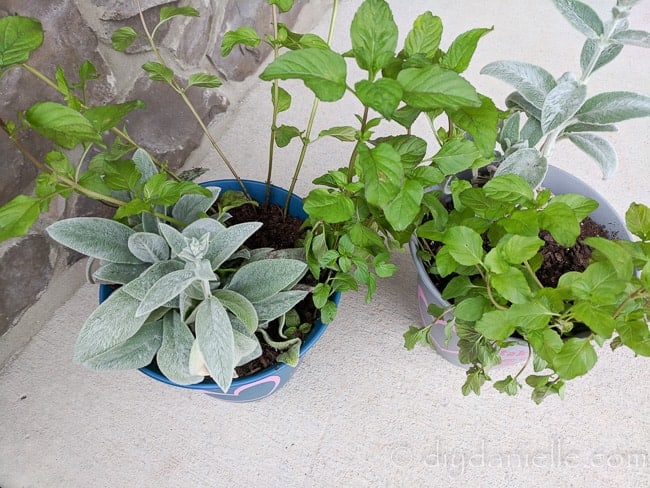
left=406, top=175, right=650, bottom=403
left=46, top=150, right=310, bottom=393
left=481, top=0, right=650, bottom=187
left=261, top=0, right=500, bottom=307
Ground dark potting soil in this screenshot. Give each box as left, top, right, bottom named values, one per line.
left=536, top=217, right=610, bottom=288
left=228, top=201, right=305, bottom=250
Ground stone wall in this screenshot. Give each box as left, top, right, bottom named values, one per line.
left=0, top=0, right=326, bottom=335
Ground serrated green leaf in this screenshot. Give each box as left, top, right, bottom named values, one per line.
left=318, top=126, right=357, bottom=142
left=0, top=195, right=43, bottom=241
left=455, top=296, right=488, bottom=322
left=187, top=73, right=222, bottom=89
left=540, top=202, right=580, bottom=247
left=384, top=178, right=423, bottom=232
left=111, top=26, right=137, bottom=52
left=404, top=12, right=442, bottom=59
left=221, top=27, right=261, bottom=57
left=441, top=27, right=492, bottom=73
left=274, top=124, right=301, bottom=147
left=142, top=61, right=174, bottom=82
left=494, top=375, right=521, bottom=396
left=403, top=325, right=431, bottom=350
left=571, top=302, right=616, bottom=338
left=550, top=193, right=599, bottom=221
left=303, top=188, right=355, bottom=223
left=500, top=235, right=544, bottom=264
left=625, top=202, right=650, bottom=240
left=358, top=143, right=403, bottom=207
left=160, top=6, right=200, bottom=22
left=0, top=16, right=43, bottom=68
left=491, top=267, right=532, bottom=304
left=481, top=61, right=556, bottom=110
left=553, top=337, right=597, bottom=380
left=260, top=48, right=347, bottom=101
left=440, top=226, right=485, bottom=266
left=448, top=94, right=500, bottom=157
left=25, top=102, right=102, bottom=149
left=483, top=174, right=535, bottom=205
left=350, top=0, right=398, bottom=76
left=431, top=137, right=481, bottom=175
left=398, top=65, right=482, bottom=110
left=355, top=78, right=403, bottom=119
left=83, top=100, right=145, bottom=132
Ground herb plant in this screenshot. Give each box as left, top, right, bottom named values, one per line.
left=404, top=0, right=650, bottom=402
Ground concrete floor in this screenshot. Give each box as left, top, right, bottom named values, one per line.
left=1, top=1, right=649, bottom=487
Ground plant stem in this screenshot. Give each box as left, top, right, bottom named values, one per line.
left=513, top=342, right=532, bottom=381
left=612, top=287, right=646, bottom=319
left=265, top=5, right=282, bottom=206
left=284, top=0, right=340, bottom=214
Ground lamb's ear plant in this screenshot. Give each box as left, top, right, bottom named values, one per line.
left=480, top=0, right=650, bottom=187
left=404, top=0, right=650, bottom=403
left=46, top=151, right=310, bottom=393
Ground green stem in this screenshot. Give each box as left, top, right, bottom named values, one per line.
left=266, top=5, right=281, bottom=206
left=284, top=0, right=340, bottom=213
left=513, top=343, right=532, bottom=381
left=612, top=287, right=646, bottom=319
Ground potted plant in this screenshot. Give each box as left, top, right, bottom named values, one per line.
left=404, top=0, right=650, bottom=402
left=0, top=2, right=350, bottom=402
left=0, top=0, right=500, bottom=401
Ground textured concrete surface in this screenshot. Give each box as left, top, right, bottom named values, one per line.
left=1, top=1, right=649, bottom=487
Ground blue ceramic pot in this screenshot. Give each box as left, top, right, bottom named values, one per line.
left=99, top=179, right=339, bottom=402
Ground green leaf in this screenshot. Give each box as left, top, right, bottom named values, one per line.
left=303, top=188, right=355, bottom=223
left=527, top=328, right=563, bottom=364
left=274, top=86, right=292, bottom=113
left=254, top=290, right=309, bottom=323
left=384, top=178, right=423, bottom=232
left=187, top=73, right=222, bottom=88
left=500, top=235, right=544, bottom=264
left=480, top=61, right=556, bottom=110
left=195, top=296, right=235, bottom=392
left=404, top=12, right=442, bottom=59
left=571, top=302, right=616, bottom=338
left=575, top=91, right=650, bottom=125
left=570, top=262, right=626, bottom=303
left=491, top=268, right=532, bottom=304
left=493, top=375, right=521, bottom=396
left=483, top=174, right=535, bottom=205
left=398, top=65, right=481, bottom=110
left=375, top=135, right=427, bottom=167
left=350, top=0, right=398, bottom=76
left=83, top=100, right=145, bottom=132
left=625, top=202, right=650, bottom=240
left=268, top=0, right=294, bottom=13
left=441, top=27, right=493, bottom=73
left=448, top=95, right=500, bottom=157
left=455, top=296, right=488, bottom=322
left=566, top=133, right=617, bottom=179
left=0, top=16, right=43, bottom=68
left=583, top=237, right=634, bottom=280
left=157, top=312, right=204, bottom=385
left=552, top=0, right=604, bottom=38
left=357, top=143, right=403, bottom=207
left=617, top=319, right=650, bottom=357
left=142, top=62, right=174, bottom=82
left=462, top=367, right=489, bottom=396
left=318, top=126, right=357, bottom=142
left=550, top=193, right=599, bottom=221
left=540, top=202, right=580, bottom=247
left=403, top=325, right=431, bottom=350
left=0, top=195, right=43, bottom=241
left=355, top=78, right=403, bottom=119
left=160, top=6, right=200, bottom=21
left=111, top=27, right=137, bottom=52
left=259, top=48, right=347, bottom=101
left=25, top=102, right=102, bottom=149
left=553, top=337, right=598, bottom=380
left=274, top=124, right=301, bottom=147
left=47, top=217, right=141, bottom=264
left=221, top=27, right=261, bottom=56
left=440, top=226, right=485, bottom=266
left=432, top=138, right=481, bottom=175
left=442, top=275, right=474, bottom=301
left=541, top=79, right=587, bottom=134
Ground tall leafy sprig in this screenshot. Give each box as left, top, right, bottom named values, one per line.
left=481, top=0, right=650, bottom=187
